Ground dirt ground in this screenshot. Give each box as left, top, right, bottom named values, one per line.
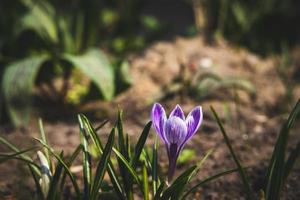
left=1, top=35, right=300, bottom=200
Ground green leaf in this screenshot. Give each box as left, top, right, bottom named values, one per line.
left=152, top=135, right=159, bottom=196
left=130, top=121, right=152, bottom=168
left=64, top=49, right=115, bottom=100
left=161, top=149, right=213, bottom=200
left=2, top=56, right=48, bottom=127
left=0, top=136, right=40, bottom=174
left=78, top=114, right=125, bottom=199
left=90, top=128, right=115, bottom=199
left=38, top=119, right=52, bottom=172
left=154, top=181, right=165, bottom=200
left=78, top=115, right=92, bottom=199
left=182, top=168, right=240, bottom=199
left=177, top=149, right=196, bottom=165
left=47, top=152, right=64, bottom=200
left=210, top=106, right=254, bottom=200
left=0, top=146, right=38, bottom=165
left=17, top=0, right=58, bottom=43
left=265, top=99, right=300, bottom=200
left=115, top=109, right=133, bottom=199
left=142, top=161, right=150, bottom=200
left=112, top=147, right=141, bottom=185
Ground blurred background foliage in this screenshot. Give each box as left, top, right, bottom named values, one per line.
left=0, top=0, right=299, bottom=126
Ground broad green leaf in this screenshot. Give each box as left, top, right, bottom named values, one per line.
left=211, top=106, right=254, bottom=200
left=64, top=49, right=115, bottom=100
left=2, top=56, right=48, bottom=127
left=17, top=0, right=58, bottom=43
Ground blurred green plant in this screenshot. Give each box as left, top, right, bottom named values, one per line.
left=0, top=0, right=131, bottom=126
left=190, top=0, right=300, bottom=54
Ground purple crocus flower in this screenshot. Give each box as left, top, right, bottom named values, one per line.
left=151, top=103, right=203, bottom=182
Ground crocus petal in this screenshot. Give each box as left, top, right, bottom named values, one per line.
left=185, top=106, right=203, bottom=140
left=151, top=103, right=167, bottom=143
left=165, top=116, right=187, bottom=147
left=169, top=104, right=185, bottom=120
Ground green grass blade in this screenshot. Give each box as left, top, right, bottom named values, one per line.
left=78, top=114, right=125, bottom=199
left=142, top=161, right=150, bottom=200
left=210, top=106, right=254, bottom=200
left=95, top=119, right=109, bottom=132
left=34, top=138, right=81, bottom=198
left=78, top=115, right=92, bottom=199
left=59, top=145, right=82, bottom=195
left=154, top=181, right=165, bottom=200
left=161, top=165, right=197, bottom=200
left=116, top=109, right=133, bottom=199
left=0, top=146, right=38, bottom=164
left=130, top=121, right=152, bottom=168
left=47, top=152, right=64, bottom=200
left=29, top=164, right=44, bottom=200
left=90, top=128, right=115, bottom=199
left=284, top=141, right=300, bottom=180
left=265, top=99, right=300, bottom=200
left=162, top=149, right=213, bottom=200
left=0, top=136, right=40, bottom=174
left=39, top=119, right=52, bottom=173
left=152, top=135, right=159, bottom=196
left=112, top=147, right=141, bottom=184
left=182, top=168, right=240, bottom=198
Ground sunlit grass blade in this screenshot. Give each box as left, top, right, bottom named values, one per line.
left=39, top=118, right=51, bottom=171
left=142, top=161, right=150, bottom=200
left=78, top=114, right=125, bottom=199
left=34, top=138, right=81, bottom=198
left=90, top=128, right=115, bottom=199
left=154, top=181, right=165, bottom=200
left=0, top=146, right=38, bottom=164
left=210, top=106, right=254, bottom=200
left=78, top=115, right=92, bottom=199
left=182, top=168, right=240, bottom=198
left=265, top=99, right=300, bottom=200
left=152, top=135, right=159, bottom=195
left=47, top=152, right=64, bottom=200
left=0, top=136, right=40, bottom=174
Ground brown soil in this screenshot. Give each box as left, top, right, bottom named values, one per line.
left=1, top=35, right=300, bottom=200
